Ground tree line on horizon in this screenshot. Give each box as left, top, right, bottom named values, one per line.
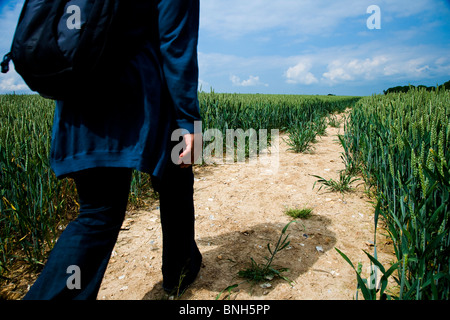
left=383, top=80, right=450, bottom=95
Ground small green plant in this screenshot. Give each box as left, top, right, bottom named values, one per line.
left=161, top=268, right=188, bottom=299
left=285, top=207, right=313, bottom=219
left=285, top=122, right=317, bottom=153
left=312, top=171, right=361, bottom=193
left=216, top=221, right=299, bottom=299
left=215, top=284, right=240, bottom=300
left=327, top=113, right=342, bottom=128
left=313, top=115, right=328, bottom=136
left=335, top=201, right=398, bottom=300
left=335, top=248, right=398, bottom=300
left=337, top=134, right=361, bottom=177
left=238, top=221, right=297, bottom=285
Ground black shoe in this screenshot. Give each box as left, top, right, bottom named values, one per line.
left=162, top=271, right=199, bottom=296
left=162, top=258, right=202, bottom=296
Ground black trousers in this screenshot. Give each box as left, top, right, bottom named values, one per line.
left=24, top=161, right=201, bottom=299
left=151, top=160, right=202, bottom=292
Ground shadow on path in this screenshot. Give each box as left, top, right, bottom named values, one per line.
left=142, top=215, right=336, bottom=300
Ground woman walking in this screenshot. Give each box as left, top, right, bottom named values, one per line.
left=24, top=0, right=203, bottom=299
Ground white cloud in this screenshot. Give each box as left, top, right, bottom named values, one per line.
left=322, top=56, right=389, bottom=82
left=200, top=0, right=366, bottom=39
left=0, top=71, right=28, bottom=92
left=199, top=41, right=450, bottom=93
left=0, top=1, right=30, bottom=94
left=281, top=42, right=450, bottom=88
left=284, top=60, right=318, bottom=85
left=320, top=49, right=449, bottom=84
left=200, top=0, right=445, bottom=40
left=230, top=74, right=268, bottom=87
left=0, top=1, right=23, bottom=46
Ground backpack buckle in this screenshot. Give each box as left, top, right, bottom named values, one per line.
left=1, top=53, right=12, bottom=74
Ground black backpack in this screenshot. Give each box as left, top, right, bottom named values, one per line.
left=1, top=0, right=153, bottom=100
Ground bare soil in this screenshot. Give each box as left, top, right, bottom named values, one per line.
left=97, top=114, right=396, bottom=300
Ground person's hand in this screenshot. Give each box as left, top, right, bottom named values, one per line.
left=178, top=133, right=202, bottom=168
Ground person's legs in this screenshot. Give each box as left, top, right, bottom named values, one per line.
left=152, top=161, right=202, bottom=293
left=24, top=167, right=132, bottom=300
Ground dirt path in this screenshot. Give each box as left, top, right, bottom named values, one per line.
left=98, top=113, right=395, bottom=300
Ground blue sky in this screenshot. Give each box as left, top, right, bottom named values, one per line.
left=1, top=0, right=449, bottom=96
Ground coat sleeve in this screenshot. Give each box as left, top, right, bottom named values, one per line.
left=157, top=0, right=201, bottom=133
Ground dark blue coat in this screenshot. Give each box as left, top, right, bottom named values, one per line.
left=50, top=0, right=201, bottom=179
